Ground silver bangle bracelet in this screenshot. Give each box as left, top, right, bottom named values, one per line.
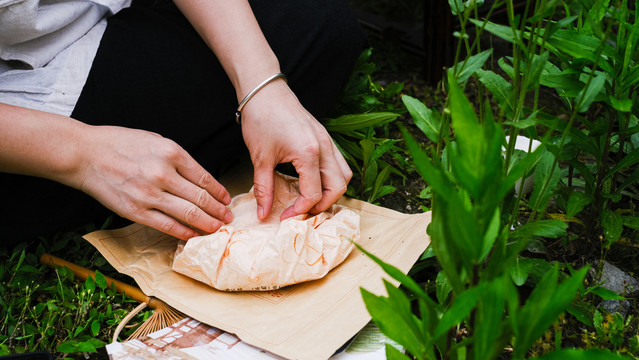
left=235, top=73, right=287, bottom=124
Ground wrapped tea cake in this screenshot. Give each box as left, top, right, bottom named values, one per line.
left=172, top=172, right=360, bottom=291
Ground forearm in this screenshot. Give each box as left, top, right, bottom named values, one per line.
left=172, top=0, right=281, bottom=100
left=0, top=102, right=87, bottom=188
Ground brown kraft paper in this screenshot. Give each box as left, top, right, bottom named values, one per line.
left=83, top=167, right=431, bottom=360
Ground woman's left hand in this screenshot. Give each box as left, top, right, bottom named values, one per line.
left=240, top=79, right=352, bottom=221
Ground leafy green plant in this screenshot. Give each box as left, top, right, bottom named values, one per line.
left=324, top=49, right=407, bottom=203
left=359, top=0, right=639, bottom=357
left=360, top=69, right=602, bottom=359
left=0, top=230, right=149, bottom=358
left=473, top=0, right=639, bottom=255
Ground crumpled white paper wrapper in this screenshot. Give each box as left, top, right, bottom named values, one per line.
left=172, top=172, right=360, bottom=291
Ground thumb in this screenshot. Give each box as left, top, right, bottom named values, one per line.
left=253, top=166, right=275, bottom=220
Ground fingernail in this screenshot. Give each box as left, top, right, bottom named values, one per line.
left=223, top=193, right=231, bottom=205
left=224, top=211, right=233, bottom=223
left=257, top=206, right=264, bottom=219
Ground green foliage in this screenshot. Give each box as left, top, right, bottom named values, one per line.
left=325, top=49, right=406, bottom=203
left=360, top=0, right=639, bottom=358
left=0, top=228, right=149, bottom=358
left=361, top=71, right=590, bottom=359
left=474, top=0, right=639, bottom=252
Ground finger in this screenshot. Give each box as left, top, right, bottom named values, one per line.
left=167, top=175, right=233, bottom=224
left=138, top=209, right=202, bottom=241
left=153, top=192, right=226, bottom=234
left=308, top=151, right=349, bottom=215
left=176, top=153, right=231, bottom=205
left=281, top=151, right=323, bottom=220
left=253, top=165, right=275, bottom=220
left=331, top=141, right=353, bottom=182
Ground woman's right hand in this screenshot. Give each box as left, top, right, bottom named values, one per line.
left=76, top=125, right=233, bottom=240
left=0, top=103, right=231, bottom=240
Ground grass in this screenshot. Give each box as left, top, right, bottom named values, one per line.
left=0, top=221, right=152, bottom=359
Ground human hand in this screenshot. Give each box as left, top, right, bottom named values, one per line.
left=75, top=126, right=233, bottom=240
left=240, top=80, right=352, bottom=221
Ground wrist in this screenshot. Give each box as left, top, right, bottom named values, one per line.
left=234, top=62, right=282, bottom=102
left=235, top=73, right=287, bottom=124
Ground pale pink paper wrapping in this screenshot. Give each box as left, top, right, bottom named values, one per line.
left=172, top=173, right=360, bottom=291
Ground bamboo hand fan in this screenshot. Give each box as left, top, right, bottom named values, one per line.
left=40, top=254, right=184, bottom=342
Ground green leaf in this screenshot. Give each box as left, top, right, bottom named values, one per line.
left=529, top=151, right=560, bottom=212
left=435, top=271, right=452, bottom=304
left=355, top=243, right=430, bottom=302
left=371, top=185, right=396, bottom=203
left=84, top=275, right=95, bottom=294
left=568, top=300, right=594, bottom=327
left=323, top=113, right=399, bottom=133
left=609, top=96, right=633, bottom=112
left=590, top=286, right=625, bottom=300
left=510, top=257, right=534, bottom=286
left=449, top=49, right=493, bottom=85
left=470, top=18, right=521, bottom=46
left=577, top=73, right=606, bottom=113
left=369, top=140, right=398, bottom=165
left=623, top=216, right=639, bottom=229
left=480, top=209, right=501, bottom=262
left=472, top=279, right=506, bottom=360
left=525, top=52, right=550, bottom=92
left=56, top=340, right=78, bottom=353
left=360, top=139, right=375, bottom=165
left=447, top=72, right=483, bottom=199
left=534, top=348, right=629, bottom=360
left=477, top=69, right=514, bottom=117
left=361, top=285, right=427, bottom=359
left=363, top=159, right=379, bottom=191
left=90, top=320, right=100, bottom=337
left=94, top=270, right=107, bottom=290
left=511, top=220, right=568, bottom=239
left=512, top=265, right=588, bottom=358
left=566, top=191, right=592, bottom=218
left=448, top=0, right=464, bottom=15
left=602, top=208, right=623, bottom=246
left=604, top=146, right=639, bottom=181
left=434, top=284, right=485, bottom=339
left=76, top=341, right=97, bottom=353
left=73, top=326, right=84, bottom=338
left=385, top=343, right=410, bottom=360
left=544, top=30, right=616, bottom=74
left=402, top=95, right=440, bottom=143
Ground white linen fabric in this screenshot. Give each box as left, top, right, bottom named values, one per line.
left=0, top=0, right=130, bottom=116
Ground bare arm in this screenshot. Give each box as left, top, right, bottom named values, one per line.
left=174, top=0, right=352, bottom=220
left=0, top=103, right=232, bottom=240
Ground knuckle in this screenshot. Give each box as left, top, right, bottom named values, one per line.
left=198, top=171, right=213, bottom=189
left=195, top=188, right=210, bottom=208
left=183, top=205, right=200, bottom=224
left=253, top=182, right=269, bottom=198
left=335, top=183, right=348, bottom=196
left=160, top=140, right=183, bottom=161
left=306, top=191, right=323, bottom=203
left=159, top=218, right=177, bottom=234
left=318, top=135, right=333, bottom=149
left=302, top=142, right=321, bottom=158
left=344, top=169, right=353, bottom=183
left=147, top=167, right=169, bottom=184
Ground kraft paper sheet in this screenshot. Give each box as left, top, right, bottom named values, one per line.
left=83, top=167, right=431, bottom=360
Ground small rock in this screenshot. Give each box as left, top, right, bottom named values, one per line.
left=591, top=261, right=639, bottom=317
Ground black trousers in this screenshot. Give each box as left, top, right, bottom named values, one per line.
left=0, top=0, right=366, bottom=247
